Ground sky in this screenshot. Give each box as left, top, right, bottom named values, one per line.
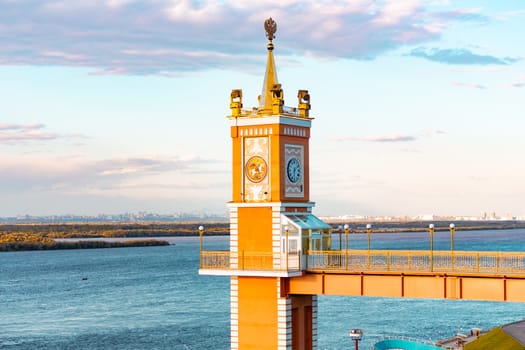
left=1, top=0, right=524, bottom=218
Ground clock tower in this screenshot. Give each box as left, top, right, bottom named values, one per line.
left=203, top=18, right=331, bottom=350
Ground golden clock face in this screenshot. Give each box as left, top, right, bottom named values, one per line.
left=245, top=156, right=268, bottom=183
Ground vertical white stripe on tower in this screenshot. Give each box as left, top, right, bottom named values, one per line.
left=230, top=276, right=239, bottom=349
left=312, top=295, right=318, bottom=350
left=229, top=207, right=238, bottom=269
left=272, top=206, right=282, bottom=270
left=277, top=278, right=292, bottom=349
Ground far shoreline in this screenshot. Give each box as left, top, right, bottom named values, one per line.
left=0, top=239, right=169, bottom=252
left=1, top=221, right=524, bottom=244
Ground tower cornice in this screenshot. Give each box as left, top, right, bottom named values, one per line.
left=228, top=115, right=312, bottom=128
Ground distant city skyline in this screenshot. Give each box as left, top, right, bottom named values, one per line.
left=2, top=210, right=523, bottom=224
left=1, top=1, right=524, bottom=217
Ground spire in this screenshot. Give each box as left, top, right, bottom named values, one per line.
left=259, top=18, right=279, bottom=114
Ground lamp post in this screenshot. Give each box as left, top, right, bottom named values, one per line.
left=449, top=223, right=455, bottom=270
left=198, top=225, right=204, bottom=267
left=349, top=329, right=363, bottom=350
left=366, top=223, right=372, bottom=268
left=428, top=223, right=434, bottom=271
left=344, top=224, right=350, bottom=251
left=198, top=225, right=204, bottom=252
left=344, top=224, right=350, bottom=270
left=366, top=224, right=372, bottom=252
left=449, top=223, right=455, bottom=253
left=338, top=225, right=343, bottom=250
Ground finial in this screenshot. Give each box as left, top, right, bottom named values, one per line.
left=264, top=18, right=277, bottom=50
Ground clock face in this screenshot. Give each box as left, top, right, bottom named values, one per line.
left=245, top=156, right=268, bottom=183
left=286, top=158, right=301, bottom=183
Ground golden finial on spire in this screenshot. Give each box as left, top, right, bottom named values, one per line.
left=264, top=18, right=277, bottom=50
left=259, top=17, right=279, bottom=113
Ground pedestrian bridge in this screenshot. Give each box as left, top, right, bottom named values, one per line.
left=200, top=249, right=525, bottom=302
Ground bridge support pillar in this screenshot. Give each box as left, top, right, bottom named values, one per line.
left=231, top=276, right=316, bottom=350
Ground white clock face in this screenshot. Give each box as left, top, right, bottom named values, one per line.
left=286, top=158, right=301, bottom=183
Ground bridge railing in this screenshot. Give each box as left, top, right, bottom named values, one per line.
left=200, top=250, right=525, bottom=274
left=307, top=250, right=525, bottom=274
left=200, top=251, right=301, bottom=271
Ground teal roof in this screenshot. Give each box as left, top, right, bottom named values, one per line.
left=284, top=213, right=331, bottom=230
left=374, top=339, right=441, bottom=350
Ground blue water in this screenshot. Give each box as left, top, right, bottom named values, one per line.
left=1, top=230, right=525, bottom=349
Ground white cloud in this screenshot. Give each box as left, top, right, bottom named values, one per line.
left=372, top=0, right=421, bottom=26
left=165, top=0, right=224, bottom=23
left=340, top=134, right=417, bottom=142
left=452, top=81, right=486, bottom=89
left=336, top=129, right=446, bottom=143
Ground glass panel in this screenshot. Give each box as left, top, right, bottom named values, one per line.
left=289, top=238, right=298, bottom=253
left=283, top=213, right=331, bottom=230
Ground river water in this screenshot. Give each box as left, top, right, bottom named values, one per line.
left=1, top=230, right=525, bottom=349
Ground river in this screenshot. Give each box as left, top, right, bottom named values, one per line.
left=1, top=230, right=525, bottom=349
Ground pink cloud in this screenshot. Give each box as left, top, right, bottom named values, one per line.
left=0, top=123, right=88, bottom=144
left=0, top=0, right=481, bottom=75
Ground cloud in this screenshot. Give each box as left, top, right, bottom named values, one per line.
left=0, top=123, right=87, bottom=144
left=431, top=8, right=489, bottom=23
left=0, top=155, right=217, bottom=195
left=0, top=154, right=229, bottom=215
left=452, top=81, right=486, bottom=89
left=336, top=129, right=445, bottom=143
left=408, top=47, right=520, bottom=65
left=492, top=10, right=525, bottom=21
left=342, top=134, right=417, bottom=143
left=0, top=123, right=45, bottom=131
left=0, top=0, right=490, bottom=75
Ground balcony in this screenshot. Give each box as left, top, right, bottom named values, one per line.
left=199, top=250, right=303, bottom=277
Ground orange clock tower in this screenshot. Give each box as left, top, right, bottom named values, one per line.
left=202, top=18, right=331, bottom=350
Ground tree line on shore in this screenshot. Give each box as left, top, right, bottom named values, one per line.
left=0, top=236, right=169, bottom=252
left=0, top=222, right=228, bottom=252
left=0, top=222, right=229, bottom=238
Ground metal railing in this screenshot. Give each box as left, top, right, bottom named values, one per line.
left=307, top=250, right=525, bottom=274
left=200, top=249, right=525, bottom=274
left=240, top=105, right=301, bottom=117
left=200, top=250, right=301, bottom=271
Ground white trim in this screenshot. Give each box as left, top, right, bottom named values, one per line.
left=277, top=279, right=292, bottom=350
left=226, top=201, right=315, bottom=209
left=198, top=269, right=304, bottom=277
left=229, top=115, right=312, bottom=128
left=312, top=295, right=318, bottom=350
left=231, top=276, right=239, bottom=350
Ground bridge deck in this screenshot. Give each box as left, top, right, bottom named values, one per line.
left=201, top=249, right=525, bottom=302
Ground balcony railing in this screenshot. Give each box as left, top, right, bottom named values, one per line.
left=200, top=250, right=525, bottom=275
left=200, top=251, right=301, bottom=271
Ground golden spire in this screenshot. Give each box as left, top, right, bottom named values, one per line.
left=259, top=18, right=279, bottom=114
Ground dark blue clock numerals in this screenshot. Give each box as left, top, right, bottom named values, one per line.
left=287, top=158, right=301, bottom=183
